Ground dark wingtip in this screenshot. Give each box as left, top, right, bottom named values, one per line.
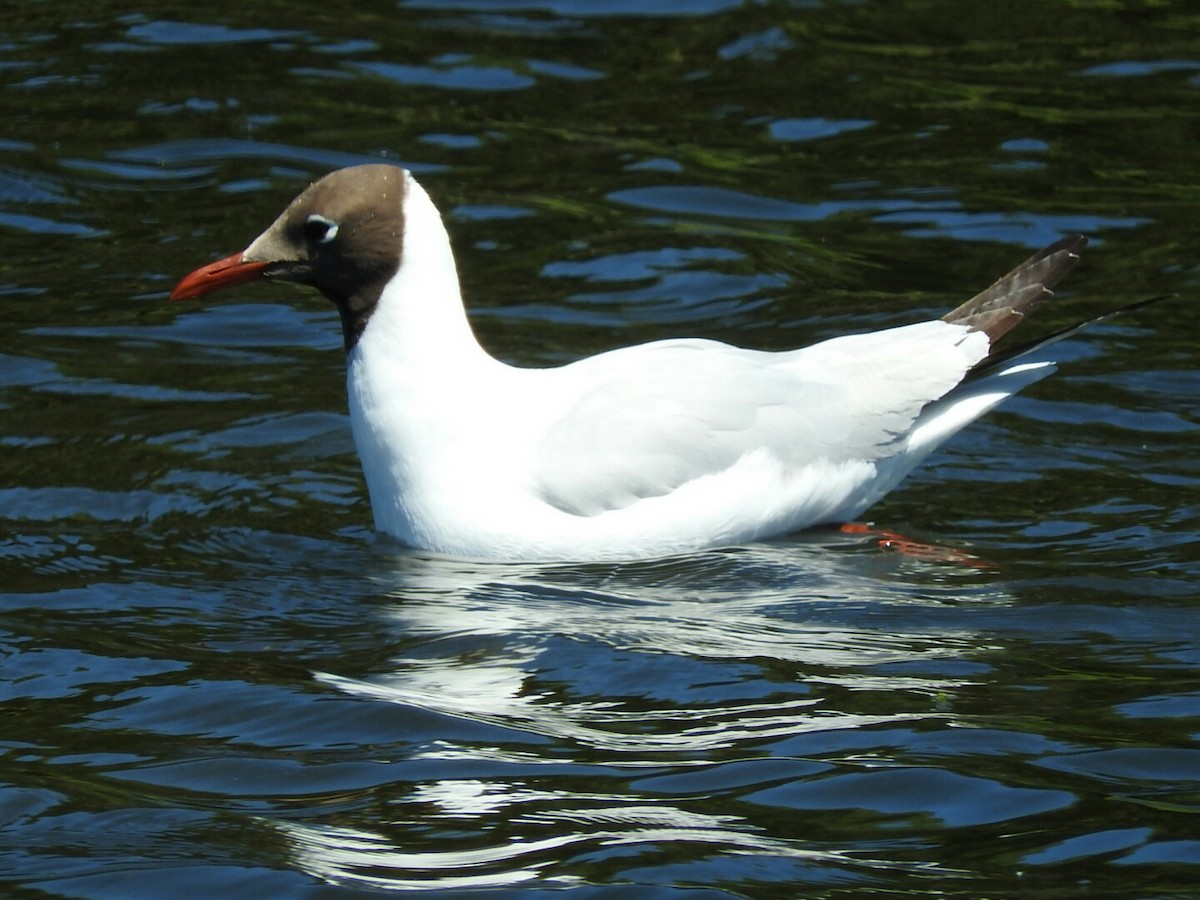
left=942, top=235, right=1090, bottom=345
left=1098, top=293, right=1176, bottom=318
left=966, top=293, right=1177, bottom=381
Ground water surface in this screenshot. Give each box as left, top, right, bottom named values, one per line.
left=2, top=1, right=1198, bottom=896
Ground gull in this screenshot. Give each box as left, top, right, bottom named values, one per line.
left=170, top=164, right=1151, bottom=561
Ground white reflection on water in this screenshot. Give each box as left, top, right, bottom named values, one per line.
left=316, top=540, right=993, bottom=758
left=276, top=779, right=930, bottom=892
left=280, top=541, right=995, bottom=889
left=318, top=540, right=994, bottom=755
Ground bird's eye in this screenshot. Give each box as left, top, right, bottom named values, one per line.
left=304, top=213, right=339, bottom=245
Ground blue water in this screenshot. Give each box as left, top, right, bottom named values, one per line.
left=2, top=2, right=1198, bottom=896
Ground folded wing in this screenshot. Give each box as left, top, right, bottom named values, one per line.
left=533, top=234, right=1091, bottom=519
left=534, top=322, right=987, bottom=516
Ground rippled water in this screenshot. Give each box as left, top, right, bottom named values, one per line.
left=2, top=1, right=1199, bottom=896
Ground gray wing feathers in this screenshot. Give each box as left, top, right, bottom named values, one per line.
left=534, top=324, right=986, bottom=517
left=535, top=343, right=816, bottom=516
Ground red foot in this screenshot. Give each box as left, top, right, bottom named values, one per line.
left=838, top=522, right=993, bottom=567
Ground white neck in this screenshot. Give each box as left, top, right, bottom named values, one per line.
left=359, top=174, right=492, bottom=371
left=343, top=173, right=512, bottom=546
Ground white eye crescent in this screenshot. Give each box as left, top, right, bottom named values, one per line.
left=304, top=213, right=339, bottom=245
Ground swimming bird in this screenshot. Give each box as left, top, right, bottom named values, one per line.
left=170, top=164, right=1137, bottom=561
